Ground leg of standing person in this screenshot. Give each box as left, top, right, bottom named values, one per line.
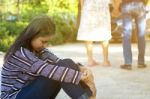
left=135, top=14, right=147, bottom=68
left=101, top=40, right=111, bottom=66
left=86, top=41, right=98, bottom=66
left=120, top=15, right=133, bottom=70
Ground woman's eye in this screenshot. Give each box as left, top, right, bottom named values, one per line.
left=42, top=41, right=48, bottom=44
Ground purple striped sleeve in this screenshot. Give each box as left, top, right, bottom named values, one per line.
left=29, top=59, right=82, bottom=84
left=22, top=47, right=82, bottom=84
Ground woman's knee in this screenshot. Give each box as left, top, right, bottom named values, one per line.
left=57, top=58, right=80, bottom=70
left=33, top=76, right=59, bottom=88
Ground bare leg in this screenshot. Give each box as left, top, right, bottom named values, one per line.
left=101, top=40, right=111, bottom=66
left=86, top=41, right=98, bottom=66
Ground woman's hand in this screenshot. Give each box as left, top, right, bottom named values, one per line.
left=79, top=67, right=96, bottom=98
left=80, top=67, right=93, bottom=81
left=80, top=67, right=94, bottom=82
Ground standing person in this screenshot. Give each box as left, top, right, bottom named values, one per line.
left=1, top=15, right=96, bottom=99
left=120, top=0, right=148, bottom=70
left=77, top=0, right=112, bottom=66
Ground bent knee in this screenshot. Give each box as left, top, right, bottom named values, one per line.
left=58, top=59, right=79, bottom=70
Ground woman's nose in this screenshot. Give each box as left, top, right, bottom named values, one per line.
left=43, top=43, right=48, bottom=47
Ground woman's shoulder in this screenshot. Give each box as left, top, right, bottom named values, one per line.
left=14, top=47, right=39, bottom=62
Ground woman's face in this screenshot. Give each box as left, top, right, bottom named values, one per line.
left=31, top=35, right=51, bottom=52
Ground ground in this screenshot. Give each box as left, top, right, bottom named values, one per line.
left=0, top=41, right=150, bottom=99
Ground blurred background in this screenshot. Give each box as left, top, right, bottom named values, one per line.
left=0, top=0, right=150, bottom=52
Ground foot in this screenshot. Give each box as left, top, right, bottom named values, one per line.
left=101, top=61, right=111, bottom=66
left=120, top=64, right=132, bottom=70
left=88, top=60, right=99, bottom=66
left=138, top=64, right=147, bottom=68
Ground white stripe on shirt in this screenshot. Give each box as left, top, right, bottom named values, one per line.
left=72, top=71, right=79, bottom=84
left=60, top=68, right=69, bottom=82
left=48, top=66, right=58, bottom=78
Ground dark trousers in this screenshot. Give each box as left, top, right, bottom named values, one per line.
left=16, top=59, right=92, bottom=99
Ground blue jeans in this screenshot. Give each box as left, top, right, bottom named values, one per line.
left=16, top=59, right=92, bottom=99
left=121, top=2, right=146, bottom=65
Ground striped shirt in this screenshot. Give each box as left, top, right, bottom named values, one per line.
left=1, top=47, right=82, bottom=99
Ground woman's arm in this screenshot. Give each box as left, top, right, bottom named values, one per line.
left=80, top=0, right=84, bottom=8
left=39, top=48, right=61, bottom=63
left=76, top=0, right=84, bottom=29
left=14, top=47, right=83, bottom=85
left=144, top=0, right=148, bottom=6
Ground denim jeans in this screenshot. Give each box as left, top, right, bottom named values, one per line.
left=121, top=2, right=146, bottom=65
left=16, top=59, right=92, bottom=99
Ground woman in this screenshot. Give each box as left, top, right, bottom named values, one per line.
left=77, top=0, right=112, bottom=66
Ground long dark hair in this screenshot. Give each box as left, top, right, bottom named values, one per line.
left=4, top=15, right=56, bottom=62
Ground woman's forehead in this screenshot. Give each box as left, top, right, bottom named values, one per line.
left=41, top=35, right=52, bottom=40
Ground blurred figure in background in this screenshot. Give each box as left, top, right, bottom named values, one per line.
left=120, top=0, right=148, bottom=70
left=77, top=0, right=112, bottom=66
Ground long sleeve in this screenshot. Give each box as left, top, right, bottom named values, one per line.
left=13, top=47, right=82, bottom=85
left=39, top=48, right=61, bottom=64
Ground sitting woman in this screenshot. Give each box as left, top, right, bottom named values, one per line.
left=1, top=15, right=96, bottom=99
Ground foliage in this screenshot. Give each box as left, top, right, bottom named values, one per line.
left=0, top=0, right=79, bottom=52
left=0, top=36, right=16, bottom=52
left=20, top=1, right=49, bottom=21
left=0, top=27, right=16, bottom=52
left=49, top=12, right=77, bottom=45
